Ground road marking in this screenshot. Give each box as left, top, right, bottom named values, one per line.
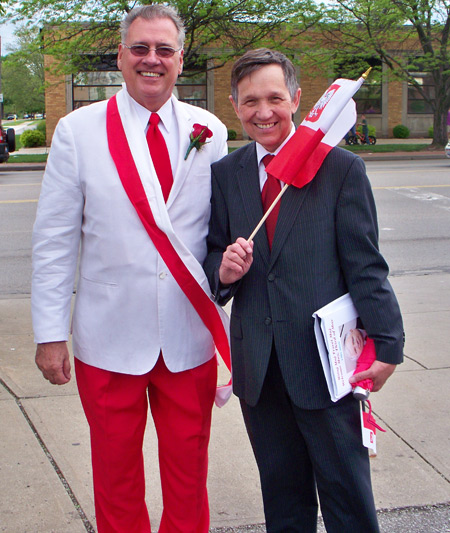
left=373, top=184, right=450, bottom=190
left=0, top=199, right=38, bottom=204
left=387, top=188, right=450, bottom=212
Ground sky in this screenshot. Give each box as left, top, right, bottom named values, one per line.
left=1, top=22, right=19, bottom=54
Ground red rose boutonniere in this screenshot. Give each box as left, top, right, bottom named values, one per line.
left=184, top=123, right=213, bottom=160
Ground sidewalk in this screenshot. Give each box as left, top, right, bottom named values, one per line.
left=1, top=271, right=449, bottom=531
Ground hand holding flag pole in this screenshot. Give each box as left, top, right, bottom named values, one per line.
left=248, top=68, right=372, bottom=243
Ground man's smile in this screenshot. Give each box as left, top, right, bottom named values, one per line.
left=140, top=71, right=162, bottom=78
left=256, top=122, right=276, bottom=129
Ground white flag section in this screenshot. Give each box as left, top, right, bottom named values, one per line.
left=303, top=77, right=364, bottom=138
left=266, top=71, right=370, bottom=190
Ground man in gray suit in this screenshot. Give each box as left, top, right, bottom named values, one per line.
left=204, top=49, right=403, bottom=532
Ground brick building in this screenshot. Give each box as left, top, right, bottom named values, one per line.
left=43, top=45, right=434, bottom=145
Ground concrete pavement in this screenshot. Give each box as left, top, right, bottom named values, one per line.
left=1, top=145, right=449, bottom=532
left=1, top=280, right=450, bottom=531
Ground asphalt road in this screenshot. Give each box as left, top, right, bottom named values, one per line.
left=1, top=160, right=449, bottom=297
left=368, top=159, right=450, bottom=278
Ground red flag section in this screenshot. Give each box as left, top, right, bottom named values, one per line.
left=266, top=126, right=326, bottom=189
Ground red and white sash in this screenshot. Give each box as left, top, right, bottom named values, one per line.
left=106, top=91, right=231, bottom=406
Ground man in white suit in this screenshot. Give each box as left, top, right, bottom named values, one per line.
left=31, top=5, right=228, bottom=532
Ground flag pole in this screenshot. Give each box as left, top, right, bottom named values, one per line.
left=361, top=67, right=372, bottom=80
left=248, top=183, right=289, bottom=242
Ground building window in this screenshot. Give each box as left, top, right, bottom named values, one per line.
left=335, top=55, right=382, bottom=114
left=72, top=54, right=207, bottom=109
left=354, top=82, right=382, bottom=115
left=174, top=71, right=207, bottom=109
left=73, top=70, right=123, bottom=109
left=72, top=54, right=122, bottom=109
left=408, top=73, right=434, bottom=114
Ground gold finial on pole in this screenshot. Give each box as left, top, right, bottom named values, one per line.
left=362, top=67, right=372, bottom=80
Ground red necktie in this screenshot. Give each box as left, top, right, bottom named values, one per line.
left=146, top=113, right=173, bottom=202
left=261, top=154, right=281, bottom=249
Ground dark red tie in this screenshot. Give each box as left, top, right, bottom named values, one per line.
left=261, top=154, right=281, bottom=249
left=146, top=113, right=173, bottom=202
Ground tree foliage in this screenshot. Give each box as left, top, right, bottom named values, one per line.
left=321, top=0, right=450, bottom=146
left=1, top=0, right=321, bottom=74
left=1, top=27, right=45, bottom=116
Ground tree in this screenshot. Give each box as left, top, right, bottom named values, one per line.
left=1, top=0, right=322, bottom=75
left=2, top=55, right=45, bottom=115
left=321, top=0, right=450, bottom=146
left=1, top=26, right=45, bottom=116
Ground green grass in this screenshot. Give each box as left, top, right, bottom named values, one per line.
left=229, top=143, right=433, bottom=155
left=342, top=143, right=430, bottom=153
left=7, top=153, right=48, bottom=163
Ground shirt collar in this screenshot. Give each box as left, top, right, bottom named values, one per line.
left=125, top=87, right=174, bottom=133
left=256, top=124, right=296, bottom=166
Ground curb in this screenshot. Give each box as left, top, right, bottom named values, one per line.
left=0, top=151, right=447, bottom=172
left=359, top=151, right=447, bottom=162
left=0, top=162, right=47, bottom=171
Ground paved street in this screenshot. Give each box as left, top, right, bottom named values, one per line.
left=0, top=158, right=449, bottom=532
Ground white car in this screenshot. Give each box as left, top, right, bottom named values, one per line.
left=446, top=141, right=450, bottom=158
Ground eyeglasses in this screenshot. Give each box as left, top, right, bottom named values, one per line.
left=122, top=43, right=182, bottom=58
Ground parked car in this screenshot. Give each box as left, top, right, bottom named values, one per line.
left=34, top=113, right=44, bottom=119
left=6, top=114, right=17, bottom=120
left=445, top=141, right=450, bottom=158
left=0, top=124, right=16, bottom=163
left=23, top=113, right=31, bottom=119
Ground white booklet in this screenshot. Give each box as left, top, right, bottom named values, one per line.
left=313, top=293, right=367, bottom=402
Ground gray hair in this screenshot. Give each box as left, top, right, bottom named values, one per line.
left=231, top=48, right=299, bottom=102
left=120, top=4, right=186, bottom=48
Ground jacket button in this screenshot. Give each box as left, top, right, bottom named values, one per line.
left=268, top=273, right=275, bottom=281
left=265, top=317, right=272, bottom=325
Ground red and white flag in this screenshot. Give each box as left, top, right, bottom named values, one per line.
left=266, top=73, right=369, bottom=188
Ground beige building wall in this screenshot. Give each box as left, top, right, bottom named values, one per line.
left=44, top=56, right=69, bottom=147
left=387, top=79, right=403, bottom=137
left=43, top=47, right=432, bottom=143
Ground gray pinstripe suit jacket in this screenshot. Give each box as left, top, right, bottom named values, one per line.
left=204, top=142, right=403, bottom=410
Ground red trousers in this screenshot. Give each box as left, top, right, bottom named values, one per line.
left=75, top=355, right=217, bottom=533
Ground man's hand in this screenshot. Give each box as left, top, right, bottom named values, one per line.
left=35, top=341, right=71, bottom=385
left=349, top=360, right=396, bottom=392
left=219, top=238, right=254, bottom=286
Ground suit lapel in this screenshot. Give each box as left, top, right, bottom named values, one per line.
left=236, top=144, right=271, bottom=264
left=166, top=97, right=194, bottom=208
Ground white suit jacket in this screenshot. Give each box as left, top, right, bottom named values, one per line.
left=32, top=88, right=228, bottom=375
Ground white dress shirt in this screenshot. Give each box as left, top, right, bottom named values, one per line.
left=256, top=124, right=296, bottom=192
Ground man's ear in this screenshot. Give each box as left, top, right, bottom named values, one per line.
left=178, top=49, right=184, bottom=76
left=229, top=95, right=240, bottom=118
left=117, top=43, right=124, bottom=71
left=291, top=88, right=301, bottom=114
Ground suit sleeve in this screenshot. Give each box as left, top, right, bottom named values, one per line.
left=203, top=163, right=241, bottom=305
left=336, top=155, right=404, bottom=365
left=31, top=118, right=84, bottom=343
